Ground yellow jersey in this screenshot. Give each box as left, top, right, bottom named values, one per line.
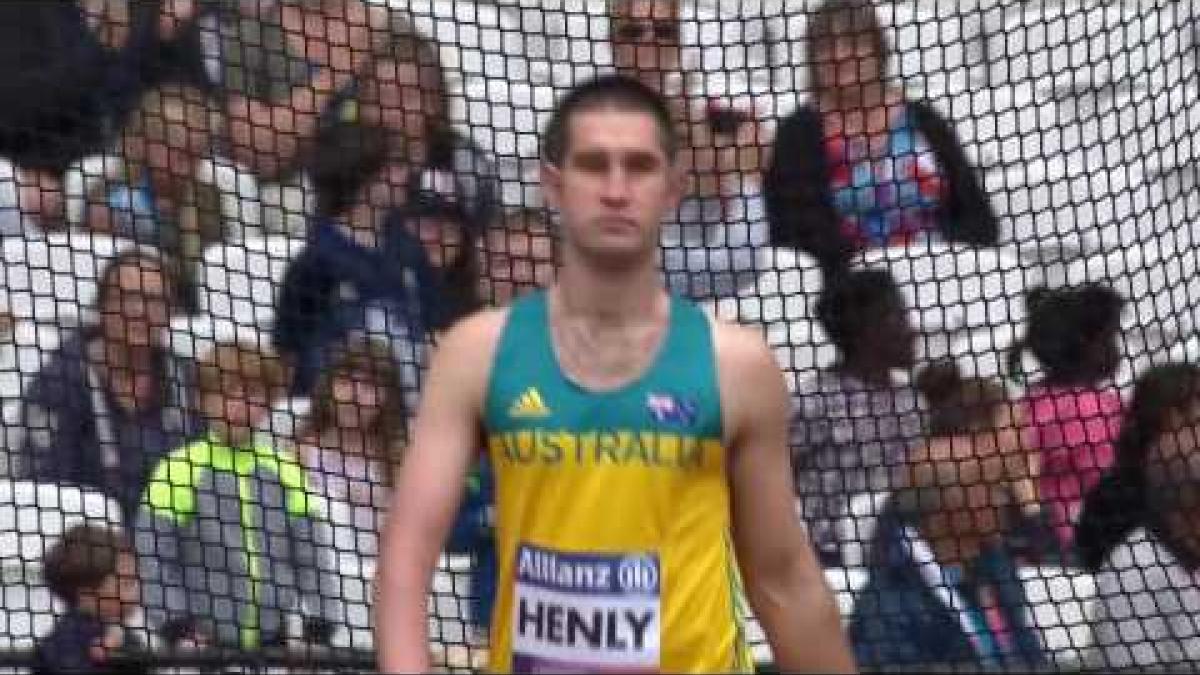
left=482, top=292, right=753, bottom=673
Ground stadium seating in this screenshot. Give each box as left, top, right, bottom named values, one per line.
left=1064, top=243, right=1200, bottom=345
left=195, top=236, right=308, bottom=330
left=0, top=233, right=134, bottom=327
left=854, top=243, right=1032, bottom=335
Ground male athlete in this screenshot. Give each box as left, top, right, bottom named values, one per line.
left=376, top=75, right=855, bottom=673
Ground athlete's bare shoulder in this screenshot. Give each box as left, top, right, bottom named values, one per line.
left=429, top=307, right=511, bottom=383
left=707, top=316, right=781, bottom=378
left=706, top=316, right=790, bottom=440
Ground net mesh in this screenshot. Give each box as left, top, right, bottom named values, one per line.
left=0, top=0, right=1198, bottom=672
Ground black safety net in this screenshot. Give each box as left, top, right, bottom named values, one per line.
left=0, top=0, right=1198, bottom=672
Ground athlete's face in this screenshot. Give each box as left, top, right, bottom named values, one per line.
left=541, top=109, right=682, bottom=265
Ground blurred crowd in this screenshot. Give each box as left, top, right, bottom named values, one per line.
left=0, top=0, right=1193, bottom=672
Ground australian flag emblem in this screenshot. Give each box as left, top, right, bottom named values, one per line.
left=646, top=393, right=698, bottom=427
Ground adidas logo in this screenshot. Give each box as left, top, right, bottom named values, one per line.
left=509, top=387, right=552, bottom=418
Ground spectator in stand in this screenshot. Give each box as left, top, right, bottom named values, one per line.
left=610, top=0, right=770, bottom=300
left=610, top=0, right=766, bottom=194
left=477, top=207, right=558, bottom=306
left=1009, top=283, right=1125, bottom=556
left=851, top=361, right=1047, bottom=668
left=791, top=269, right=924, bottom=565
left=35, top=525, right=142, bottom=675
left=12, top=249, right=201, bottom=521
left=273, top=121, right=424, bottom=396
left=274, top=110, right=492, bottom=396
left=291, top=336, right=406, bottom=648
left=294, top=336, right=406, bottom=539
left=85, top=84, right=225, bottom=273
left=150, top=0, right=378, bottom=180
left=765, top=0, right=997, bottom=276
left=135, top=340, right=342, bottom=650
left=1075, top=364, right=1200, bottom=669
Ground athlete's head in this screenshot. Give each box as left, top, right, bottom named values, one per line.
left=816, top=269, right=915, bottom=372
left=540, top=75, right=682, bottom=268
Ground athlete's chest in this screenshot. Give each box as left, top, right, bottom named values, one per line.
left=487, top=381, right=721, bottom=475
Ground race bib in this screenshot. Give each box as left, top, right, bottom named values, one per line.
left=512, top=543, right=661, bottom=673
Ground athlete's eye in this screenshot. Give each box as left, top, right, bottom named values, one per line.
left=571, top=151, right=611, bottom=174
left=624, top=152, right=662, bottom=175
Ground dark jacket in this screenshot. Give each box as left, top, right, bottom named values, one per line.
left=0, top=3, right=138, bottom=172
left=765, top=100, right=998, bottom=275
left=13, top=329, right=201, bottom=521
left=32, top=608, right=145, bottom=675
left=272, top=215, right=438, bottom=395
left=446, top=458, right=497, bottom=631
left=273, top=129, right=495, bottom=394
left=849, top=504, right=1045, bottom=669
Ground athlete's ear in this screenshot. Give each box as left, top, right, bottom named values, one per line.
left=540, top=160, right=564, bottom=210
left=666, top=157, right=686, bottom=205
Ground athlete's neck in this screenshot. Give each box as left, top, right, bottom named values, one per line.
left=554, top=251, right=665, bottom=325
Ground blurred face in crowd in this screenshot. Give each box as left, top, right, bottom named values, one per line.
left=330, top=369, right=387, bottom=440
left=86, top=551, right=139, bottom=623
left=202, top=377, right=272, bottom=447
left=360, top=60, right=435, bottom=160
left=126, top=93, right=215, bottom=191
left=542, top=108, right=681, bottom=267
left=99, top=259, right=172, bottom=350
left=907, top=399, right=1033, bottom=565
left=812, top=34, right=887, bottom=106
left=479, top=222, right=557, bottom=305
left=846, top=293, right=915, bottom=371
left=403, top=214, right=465, bottom=269
left=610, top=0, right=682, bottom=83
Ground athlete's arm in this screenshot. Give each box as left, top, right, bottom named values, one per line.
left=717, top=325, right=857, bottom=673
left=375, top=311, right=504, bottom=672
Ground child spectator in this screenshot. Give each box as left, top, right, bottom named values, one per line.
left=36, top=525, right=142, bottom=675
left=850, top=361, right=1048, bottom=668
left=295, top=336, right=406, bottom=537
left=85, top=83, right=225, bottom=272
left=1075, top=364, right=1200, bottom=669
left=292, top=336, right=406, bottom=649
left=478, top=207, right=558, bottom=306
left=134, top=340, right=341, bottom=650
left=791, top=269, right=924, bottom=565
left=1009, top=283, right=1125, bottom=553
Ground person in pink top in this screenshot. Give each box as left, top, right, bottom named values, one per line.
left=1009, top=283, right=1126, bottom=554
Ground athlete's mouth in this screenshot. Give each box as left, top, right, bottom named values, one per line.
left=595, top=217, right=638, bottom=232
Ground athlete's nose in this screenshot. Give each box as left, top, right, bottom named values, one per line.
left=600, top=165, right=633, bottom=206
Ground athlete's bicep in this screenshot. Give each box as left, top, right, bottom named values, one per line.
left=720, top=326, right=825, bottom=583
left=390, top=328, right=494, bottom=542
left=723, top=334, right=814, bottom=580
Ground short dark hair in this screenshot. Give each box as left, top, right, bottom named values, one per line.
left=44, top=525, right=130, bottom=605
left=1008, top=283, right=1125, bottom=385
left=917, top=360, right=1009, bottom=438
left=1075, top=363, right=1200, bottom=570
left=815, top=269, right=907, bottom=354
left=541, top=74, right=678, bottom=165
left=307, top=122, right=398, bottom=219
